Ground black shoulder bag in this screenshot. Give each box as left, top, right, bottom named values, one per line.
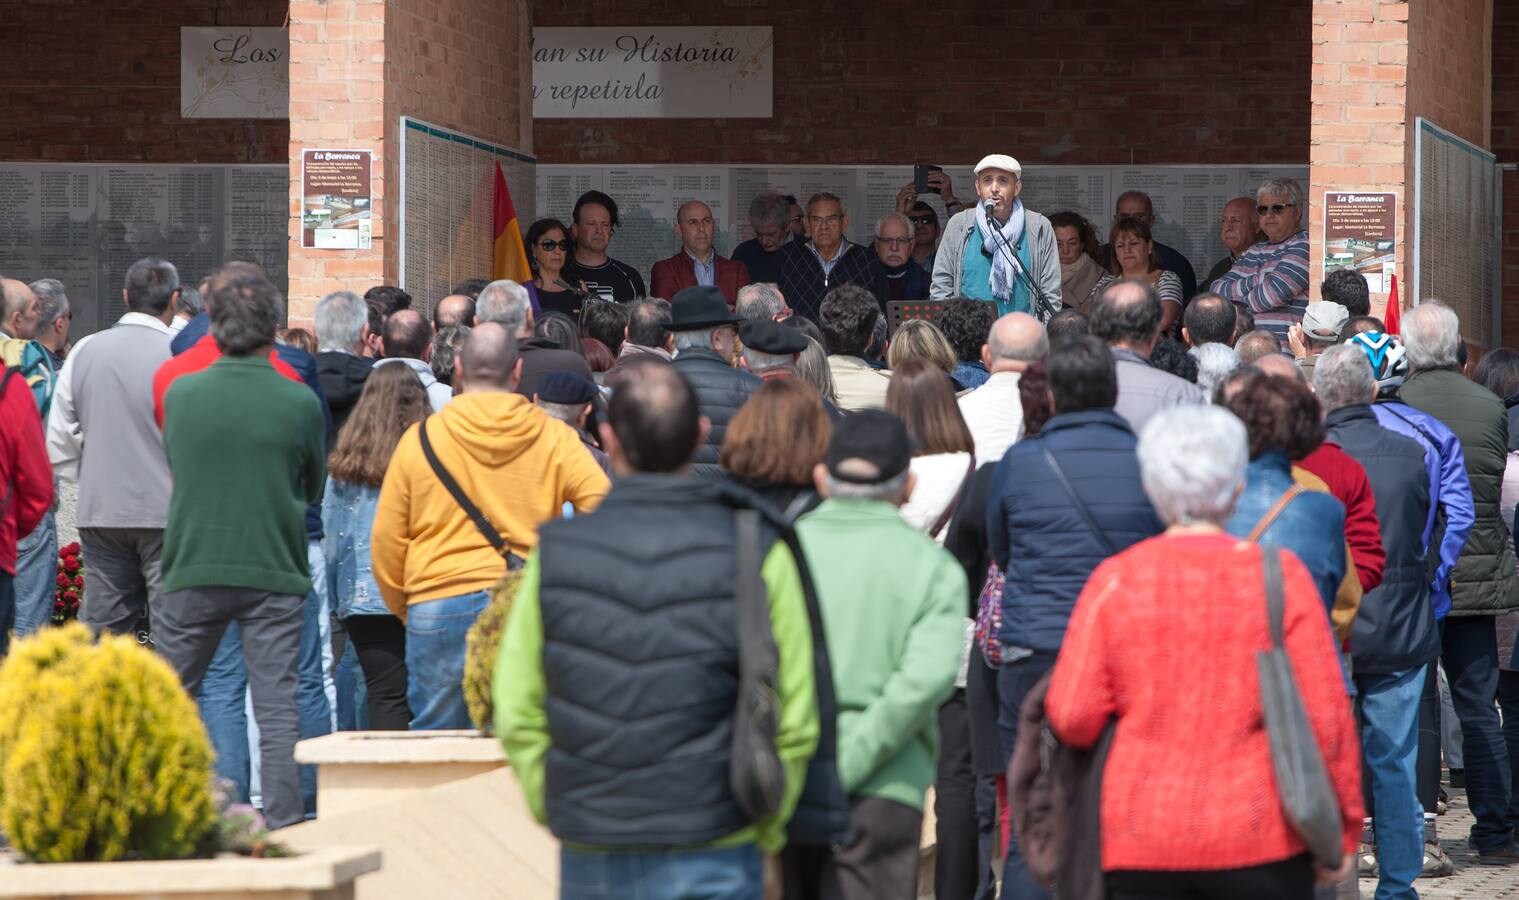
left=418, top=418, right=526, bottom=571
left=730, top=508, right=786, bottom=820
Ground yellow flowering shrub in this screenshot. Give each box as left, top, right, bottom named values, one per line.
left=0, top=623, right=216, bottom=862
left=463, top=570, right=521, bottom=734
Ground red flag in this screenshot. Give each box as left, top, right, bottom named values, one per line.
left=492, top=163, right=532, bottom=282
left=1384, top=275, right=1401, bottom=336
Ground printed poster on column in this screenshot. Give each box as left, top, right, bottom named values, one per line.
left=301, top=150, right=373, bottom=249
left=1323, top=191, right=1396, bottom=292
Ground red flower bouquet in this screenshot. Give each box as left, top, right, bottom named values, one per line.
left=53, top=541, right=83, bottom=625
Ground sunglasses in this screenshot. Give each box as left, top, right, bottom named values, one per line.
left=908, top=215, right=937, bottom=226
left=1256, top=203, right=1297, bottom=215
left=538, top=239, right=571, bottom=251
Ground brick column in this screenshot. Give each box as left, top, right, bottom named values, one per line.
left=1308, top=0, right=1409, bottom=314
left=287, top=0, right=387, bottom=328
left=1310, top=0, right=1492, bottom=322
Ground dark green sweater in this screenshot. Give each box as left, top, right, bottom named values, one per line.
left=161, top=354, right=326, bottom=595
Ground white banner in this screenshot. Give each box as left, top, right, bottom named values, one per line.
left=180, top=27, right=289, bottom=119
left=532, top=26, right=773, bottom=118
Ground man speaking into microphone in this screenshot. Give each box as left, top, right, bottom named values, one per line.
left=931, top=154, right=1062, bottom=321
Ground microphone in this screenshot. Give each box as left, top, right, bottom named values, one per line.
left=555, top=278, right=588, bottom=297
left=983, top=198, right=998, bottom=217
left=978, top=197, right=1059, bottom=323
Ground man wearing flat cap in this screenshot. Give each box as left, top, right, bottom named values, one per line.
left=534, top=371, right=609, bottom=475
left=669, top=285, right=762, bottom=478
left=739, top=318, right=809, bottom=382
left=931, top=154, right=1062, bottom=322
left=789, top=411, right=965, bottom=899
left=1289, top=300, right=1349, bottom=382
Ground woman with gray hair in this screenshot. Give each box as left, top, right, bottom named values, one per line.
left=1040, top=405, right=1363, bottom=897
left=1211, top=177, right=1311, bottom=350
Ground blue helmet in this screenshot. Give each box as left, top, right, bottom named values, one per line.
left=1345, top=330, right=1407, bottom=389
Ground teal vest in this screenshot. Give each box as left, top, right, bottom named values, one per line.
left=960, top=226, right=1032, bottom=315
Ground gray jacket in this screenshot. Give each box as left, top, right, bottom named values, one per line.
left=930, top=208, right=1063, bottom=318
left=46, top=313, right=175, bottom=528
left=1110, top=347, right=1205, bottom=434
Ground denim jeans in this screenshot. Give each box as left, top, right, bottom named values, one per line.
left=13, top=505, right=57, bottom=637
left=198, top=624, right=251, bottom=804
left=1497, top=670, right=1519, bottom=832
left=1442, top=615, right=1514, bottom=852
left=406, top=590, right=490, bottom=731
left=1355, top=666, right=1423, bottom=900
left=994, top=652, right=1057, bottom=900
left=560, top=844, right=762, bottom=900
left=296, top=542, right=334, bottom=816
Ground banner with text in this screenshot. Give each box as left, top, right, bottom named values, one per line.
left=533, top=27, right=773, bottom=118
left=1323, top=191, right=1396, bottom=293
left=180, top=27, right=289, bottom=119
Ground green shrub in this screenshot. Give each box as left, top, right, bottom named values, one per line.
left=0, top=623, right=217, bottom=862
left=463, top=570, right=522, bottom=734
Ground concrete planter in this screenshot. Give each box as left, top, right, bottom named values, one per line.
left=0, top=846, right=380, bottom=900
left=294, top=730, right=505, bottom=818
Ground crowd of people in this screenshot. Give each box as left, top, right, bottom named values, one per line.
left=0, top=151, right=1515, bottom=900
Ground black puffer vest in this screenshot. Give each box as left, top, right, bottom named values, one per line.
left=539, top=475, right=756, bottom=845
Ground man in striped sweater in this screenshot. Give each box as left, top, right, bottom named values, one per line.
left=1210, top=177, right=1310, bottom=349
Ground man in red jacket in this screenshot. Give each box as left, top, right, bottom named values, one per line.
left=650, top=200, right=751, bottom=305
left=0, top=365, right=54, bottom=656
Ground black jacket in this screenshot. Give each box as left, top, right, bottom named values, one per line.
left=775, top=241, right=876, bottom=321
left=673, top=348, right=762, bottom=478
left=1326, top=404, right=1441, bottom=673
left=316, top=351, right=373, bottom=438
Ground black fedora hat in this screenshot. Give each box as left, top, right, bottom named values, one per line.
left=670, top=286, right=745, bottom=331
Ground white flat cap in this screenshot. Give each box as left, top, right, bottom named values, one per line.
left=974, top=154, right=1022, bottom=176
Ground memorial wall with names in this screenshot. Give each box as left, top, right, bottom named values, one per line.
left=536, top=164, right=1309, bottom=292
left=0, top=163, right=286, bottom=338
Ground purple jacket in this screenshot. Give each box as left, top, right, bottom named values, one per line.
left=1373, top=399, right=1476, bottom=619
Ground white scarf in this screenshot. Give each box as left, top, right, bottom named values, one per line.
left=976, top=199, right=1026, bottom=301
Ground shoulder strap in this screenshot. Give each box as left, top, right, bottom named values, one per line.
left=1263, top=545, right=1286, bottom=649
left=929, top=456, right=978, bottom=540
left=1247, top=485, right=1305, bottom=543
left=1039, top=441, right=1118, bottom=556
left=418, top=418, right=513, bottom=561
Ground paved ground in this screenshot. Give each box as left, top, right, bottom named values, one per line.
left=1395, top=784, right=1519, bottom=899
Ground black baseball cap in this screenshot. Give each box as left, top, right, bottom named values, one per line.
left=738, top=318, right=808, bottom=356
left=825, top=410, right=912, bottom=484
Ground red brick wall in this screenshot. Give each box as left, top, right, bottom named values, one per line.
left=533, top=0, right=1312, bottom=166
left=1492, top=1, right=1519, bottom=344
left=0, top=0, right=288, bottom=163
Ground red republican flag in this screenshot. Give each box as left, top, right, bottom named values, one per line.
left=1384, top=274, right=1401, bottom=336
left=492, top=162, right=532, bottom=283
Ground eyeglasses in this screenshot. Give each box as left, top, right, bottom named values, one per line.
left=875, top=237, right=912, bottom=247
left=908, top=215, right=937, bottom=227
left=808, top=215, right=843, bottom=226
left=1256, top=203, right=1297, bottom=215
left=538, top=239, right=571, bottom=251
left=788, top=215, right=804, bottom=224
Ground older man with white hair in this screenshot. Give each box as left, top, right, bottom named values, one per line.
left=1398, top=301, right=1519, bottom=862
left=1211, top=178, right=1311, bottom=349
left=930, top=154, right=1061, bottom=321
left=476, top=278, right=591, bottom=398
left=736, top=282, right=790, bottom=322
left=956, top=311, right=1047, bottom=463
left=868, top=211, right=928, bottom=302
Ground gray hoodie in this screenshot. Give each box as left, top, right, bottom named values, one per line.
left=374, top=357, right=453, bottom=412
left=930, top=207, right=1063, bottom=320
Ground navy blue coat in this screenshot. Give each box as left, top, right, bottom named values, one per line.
left=986, top=409, right=1165, bottom=652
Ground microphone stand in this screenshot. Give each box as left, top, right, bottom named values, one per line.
left=981, top=201, right=1059, bottom=323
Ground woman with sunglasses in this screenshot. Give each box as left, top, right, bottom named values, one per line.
left=1211, top=178, right=1311, bottom=351
left=525, top=217, right=584, bottom=321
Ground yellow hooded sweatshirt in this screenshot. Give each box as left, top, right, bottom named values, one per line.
left=371, top=391, right=610, bottom=616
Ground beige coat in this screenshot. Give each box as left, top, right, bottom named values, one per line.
left=827, top=355, right=891, bottom=413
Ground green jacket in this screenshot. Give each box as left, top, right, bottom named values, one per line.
left=161, top=355, right=326, bottom=596
left=1401, top=367, right=1519, bottom=615
left=493, top=544, right=818, bottom=854
left=795, top=498, right=966, bottom=811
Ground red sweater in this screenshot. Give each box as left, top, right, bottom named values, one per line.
left=0, top=370, right=54, bottom=574
left=152, top=335, right=301, bottom=427
left=1045, top=534, right=1363, bottom=873
left=1298, top=441, right=1385, bottom=594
